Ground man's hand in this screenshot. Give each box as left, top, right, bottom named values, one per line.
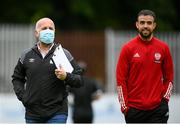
left=55, top=65, right=67, bottom=80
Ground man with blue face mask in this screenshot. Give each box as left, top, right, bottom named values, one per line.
left=39, top=28, right=55, bottom=44
left=12, top=18, right=83, bottom=123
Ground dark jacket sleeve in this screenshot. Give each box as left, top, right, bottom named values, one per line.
left=11, top=59, right=26, bottom=101
left=64, top=59, right=83, bottom=88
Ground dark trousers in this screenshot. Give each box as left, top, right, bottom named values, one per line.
left=73, top=112, right=93, bottom=123
left=73, top=108, right=93, bottom=123
left=125, top=100, right=169, bottom=123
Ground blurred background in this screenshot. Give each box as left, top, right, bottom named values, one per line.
left=0, top=0, right=180, bottom=123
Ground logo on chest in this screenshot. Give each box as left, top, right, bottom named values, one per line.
left=133, top=53, right=140, bottom=58
left=50, top=59, right=54, bottom=64
left=154, top=52, right=161, bottom=63
left=29, top=58, right=35, bottom=63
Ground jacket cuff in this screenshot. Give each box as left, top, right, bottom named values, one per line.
left=64, top=72, right=71, bottom=84
left=122, top=106, right=129, bottom=114
left=163, top=97, right=169, bottom=102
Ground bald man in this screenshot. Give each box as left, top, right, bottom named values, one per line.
left=12, top=17, right=83, bottom=123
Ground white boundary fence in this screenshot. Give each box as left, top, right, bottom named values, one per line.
left=0, top=25, right=180, bottom=94
left=0, top=24, right=35, bottom=92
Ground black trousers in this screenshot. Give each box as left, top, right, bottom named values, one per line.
left=73, top=108, right=93, bottom=123
left=125, top=100, right=169, bottom=123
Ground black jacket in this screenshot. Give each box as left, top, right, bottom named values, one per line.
left=12, top=43, right=83, bottom=120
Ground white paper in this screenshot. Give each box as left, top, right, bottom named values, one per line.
left=52, top=45, right=74, bottom=73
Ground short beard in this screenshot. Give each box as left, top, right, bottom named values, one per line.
left=139, top=31, right=152, bottom=40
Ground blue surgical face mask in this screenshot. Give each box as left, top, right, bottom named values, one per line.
left=39, top=29, right=55, bottom=44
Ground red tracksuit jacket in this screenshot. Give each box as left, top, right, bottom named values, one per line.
left=116, top=35, right=174, bottom=113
